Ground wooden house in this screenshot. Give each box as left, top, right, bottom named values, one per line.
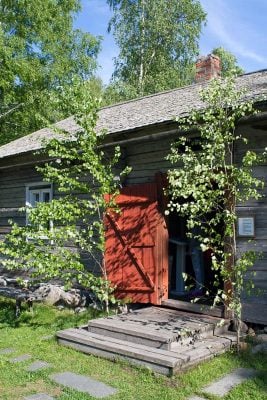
left=0, top=56, right=267, bottom=324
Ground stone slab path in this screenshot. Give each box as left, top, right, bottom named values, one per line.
left=187, top=367, right=258, bottom=399
left=0, top=347, right=15, bottom=354
left=9, top=354, right=32, bottom=363
left=50, top=371, right=117, bottom=398
left=41, top=335, right=54, bottom=341
left=1, top=345, right=117, bottom=398
left=26, top=360, right=51, bottom=372
left=1, top=346, right=257, bottom=399
left=24, top=394, right=55, bottom=400
left=203, top=368, right=257, bottom=397
left=187, top=396, right=205, bottom=400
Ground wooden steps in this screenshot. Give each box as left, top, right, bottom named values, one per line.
left=57, top=328, right=186, bottom=375
left=87, top=309, right=229, bottom=350
left=56, top=306, right=235, bottom=376
left=57, top=327, right=236, bottom=376
left=162, top=299, right=224, bottom=318
left=87, top=318, right=174, bottom=349
left=179, top=334, right=236, bottom=371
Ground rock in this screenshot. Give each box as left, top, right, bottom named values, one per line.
left=33, top=285, right=64, bottom=305
left=26, top=360, right=51, bottom=372
left=5, top=277, right=18, bottom=286
left=255, top=329, right=265, bottom=335
left=117, top=304, right=128, bottom=314
left=41, top=335, right=54, bottom=341
left=50, top=372, right=117, bottom=398
left=74, top=307, right=87, bottom=314
left=32, top=284, right=91, bottom=309
left=61, top=289, right=82, bottom=307
left=248, top=327, right=256, bottom=337
left=254, top=334, right=267, bottom=343
left=239, top=342, right=248, bottom=351
left=228, top=320, right=248, bottom=334
left=251, top=343, right=267, bottom=354
left=88, top=301, right=102, bottom=311
left=0, top=276, right=7, bottom=286
left=264, top=326, right=267, bottom=334
left=24, top=394, right=55, bottom=400
left=203, top=368, right=257, bottom=397
left=9, top=354, right=32, bottom=363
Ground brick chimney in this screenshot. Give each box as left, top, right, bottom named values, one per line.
left=195, top=54, right=221, bottom=83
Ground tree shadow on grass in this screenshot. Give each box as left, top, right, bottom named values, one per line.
left=0, top=298, right=102, bottom=330
left=0, top=298, right=21, bottom=327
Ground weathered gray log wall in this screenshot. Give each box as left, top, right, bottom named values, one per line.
left=124, top=137, right=173, bottom=185
left=0, top=122, right=266, bottom=323
left=0, top=157, right=103, bottom=275
left=0, top=164, right=42, bottom=234
left=235, top=126, right=267, bottom=324
left=123, top=123, right=267, bottom=324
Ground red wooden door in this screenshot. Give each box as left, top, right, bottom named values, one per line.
left=105, top=182, right=168, bottom=304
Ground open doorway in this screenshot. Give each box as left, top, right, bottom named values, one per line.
left=168, top=211, right=223, bottom=306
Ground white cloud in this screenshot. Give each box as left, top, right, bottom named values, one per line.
left=200, top=0, right=267, bottom=67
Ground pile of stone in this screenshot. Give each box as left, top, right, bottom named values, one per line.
left=0, top=276, right=19, bottom=287
left=0, top=276, right=98, bottom=312
left=32, top=284, right=94, bottom=312
left=251, top=326, right=267, bottom=354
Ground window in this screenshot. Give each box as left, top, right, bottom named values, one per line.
left=25, top=182, right=53, bottom=226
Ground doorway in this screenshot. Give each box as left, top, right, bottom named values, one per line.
left=167, top=210, right=223, bottom=308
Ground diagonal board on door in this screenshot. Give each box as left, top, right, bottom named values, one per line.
left=105, top=182, right=168, bottom=304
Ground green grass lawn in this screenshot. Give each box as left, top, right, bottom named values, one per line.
left=0, top=298, right=266, bottom=400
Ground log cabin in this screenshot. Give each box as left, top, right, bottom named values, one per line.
left=0, top=55, right=267, bottom=324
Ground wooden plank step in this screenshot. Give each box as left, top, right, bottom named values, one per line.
left=92, top=310, right=217, bottom=332
left=57, top=328, right=188, bottom=376
left=88, top=318, right=176, bottom=350
left=87, top=308, right=229, bottom=350
left=89, top=316, right=176, bottom=340
left=115, top=306, right=225, bottom=332
left=178, top=334, right=237, bottom=372
left=58, top=328, right=188, bottom=364
left=56, top=328, right=236, bottom=376
left=162, top=299, right=224, bottom=318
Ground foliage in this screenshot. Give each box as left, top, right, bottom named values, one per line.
left=106, top=0, right=206, bottom=100
left=213, top=47, right=244, bottom=77
left=0, top=0, right=101, bottom=144
left=166, top=76, right=265, bottom=346
left=0, top=81, right=130, bottom=310
left=103, top=81, right=138, bottom=105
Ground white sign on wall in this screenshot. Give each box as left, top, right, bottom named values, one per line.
left=237, top=217, right=255, bottom=237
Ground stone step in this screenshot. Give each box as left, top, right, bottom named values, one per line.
left=87, top=309, right=229, bottom=351
left=56, top=328, right=236, bottom=376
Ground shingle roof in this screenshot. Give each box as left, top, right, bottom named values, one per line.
left=0, top=70, right=266, bottom=160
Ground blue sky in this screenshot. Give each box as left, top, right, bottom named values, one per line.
left=75, top=0, right=267, bottom=84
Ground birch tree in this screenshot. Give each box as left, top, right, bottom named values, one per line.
left=106, top=0, right=206, bottom=99
left=0, top=0, right=100, bottom=144
left=212, top=47, right=244, bottom=77
left=0, top=82, right=130, bottom=312
left=167, top=76, right=265, bottom=348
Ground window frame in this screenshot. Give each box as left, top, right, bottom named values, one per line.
left=25, top=182, right=53, bottom=229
